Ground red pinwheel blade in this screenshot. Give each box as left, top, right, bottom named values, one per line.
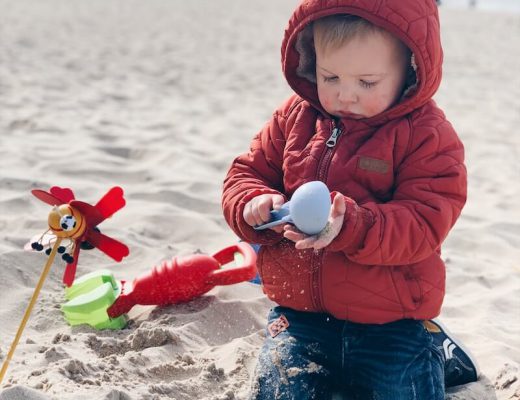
left=86, top=229, right=129, bottom=262
left=62, top=245, right=81, bottom=287
left=49, top=187, right=75, bottom=203
left=31, top=190, right=66, bottom=206
left=31, top=187, right=75, bottom=206
left=70, top=187, right=125, bottom=227
left=69, top=200, right=104, bottom=228
left=93, top=187, right=126, bottom=224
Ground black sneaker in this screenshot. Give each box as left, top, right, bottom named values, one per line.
left=424, top=319, right=480, bottom=387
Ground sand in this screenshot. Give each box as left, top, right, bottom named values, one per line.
left=0, top=1, right=518, bottom=399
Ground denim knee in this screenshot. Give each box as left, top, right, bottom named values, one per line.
left=249, top=308, right=336, bottom=400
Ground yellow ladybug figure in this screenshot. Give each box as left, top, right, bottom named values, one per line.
left=31, top=204, right=87, bottom=264
left=47, top=204, right=86, bottom=239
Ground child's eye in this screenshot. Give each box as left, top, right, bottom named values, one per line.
left=360, top=80, right=377, bottom=89
left=323, top=76, right=338, bottom=83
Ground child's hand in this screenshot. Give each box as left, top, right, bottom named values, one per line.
left=283, top=193, right=346, bottom=249
left=243, top=194, right=286, bottom=233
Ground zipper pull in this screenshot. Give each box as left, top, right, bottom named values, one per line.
left=326, top=127, right=341, bottom=148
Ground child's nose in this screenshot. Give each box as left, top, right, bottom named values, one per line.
left=338, top=86, right=358, bottom=103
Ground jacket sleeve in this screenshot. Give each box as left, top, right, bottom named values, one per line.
left=327, top=116, right=467, bottom=265
left=222, top=111, right=288, bottom=244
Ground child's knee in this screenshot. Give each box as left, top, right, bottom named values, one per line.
left=251, top=337, right=331, bottom=400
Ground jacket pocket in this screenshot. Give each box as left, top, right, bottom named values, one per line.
left=390, top=267, right=422, bottom=312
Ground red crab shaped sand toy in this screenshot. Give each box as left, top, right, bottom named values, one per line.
left=61, top=242, right=257, bottom=330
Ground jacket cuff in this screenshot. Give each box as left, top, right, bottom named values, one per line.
left=326, top=193, right=374, bottom=254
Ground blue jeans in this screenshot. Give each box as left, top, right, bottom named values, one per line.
left=250, top=307, right=444, bottom=400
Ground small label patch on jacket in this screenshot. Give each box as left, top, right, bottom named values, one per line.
left=358, top=156, right=389, bottom=174
left=268, top=315, right=289, bottom=338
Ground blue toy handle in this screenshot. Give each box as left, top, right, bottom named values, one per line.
left=253, top=202, right=292, bottom=230
left=269, top=202, right=291, bottom=221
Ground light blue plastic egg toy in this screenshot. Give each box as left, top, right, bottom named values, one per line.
left=290, top=181, right=331, bottom=235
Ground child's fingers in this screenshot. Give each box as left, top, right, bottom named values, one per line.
left=243, top=201, right=256, bottom=226
left=257, top=199, right=273, bottom=223
left=312, top=236, right=330, bottom=249
left=251, top=196, right=271, bottom=225
left=250, top=200, right=265, bottom=226
left=330, top=193, right=346, bottom=218
left=283, top=230, right=305, bottom=242
left=244, top=194, right=285, bottom=228
left=283, top=226, right=307, bottom=242
left=283, top=225, right=296, bottom=233
left=272, top=195, right=285, bottom=210
left=270, top=224, right=285, bottom=233
left=256, top=194, right=285, bottom=224
left=285, top=227, right=331, bottom=249
left=294, top=236, right=318, bottom=249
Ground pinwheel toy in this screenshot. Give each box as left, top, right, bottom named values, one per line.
left=0, top=186, right=129, bottom=384
left=29, top=186, right=129, bottom=287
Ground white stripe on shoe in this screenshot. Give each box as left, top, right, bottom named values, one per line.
left=442, top=338, right=457, bottom=359
left=432, top=318, right=481, bottom=378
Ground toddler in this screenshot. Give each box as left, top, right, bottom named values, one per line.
left=223, top=0, right=477, bottom=398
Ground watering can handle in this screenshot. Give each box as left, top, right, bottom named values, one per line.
left=206, top=242, right=257, bottom=286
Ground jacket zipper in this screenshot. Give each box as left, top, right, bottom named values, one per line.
left=310, top=119, right=342, bottom=311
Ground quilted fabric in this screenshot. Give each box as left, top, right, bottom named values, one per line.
left=222, top=0, right=467, bottom=323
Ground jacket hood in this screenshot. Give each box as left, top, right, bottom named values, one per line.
left=281, top=0, right=443, bottom=125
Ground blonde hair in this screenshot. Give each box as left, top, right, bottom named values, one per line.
left=313, top=15, right=383, bottom=54
left=313, top=14, right=410, bottom=65
left=295, top=14, right=414, bottom=88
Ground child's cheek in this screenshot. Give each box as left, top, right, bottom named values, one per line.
left=317, top=87, right=333, bottom=113
left=320, top=96, right=335, bottom=114
left=365, top=96, right=391, bottom=117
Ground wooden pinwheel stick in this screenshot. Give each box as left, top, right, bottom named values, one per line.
left=0, top=237, right=63, bottom=384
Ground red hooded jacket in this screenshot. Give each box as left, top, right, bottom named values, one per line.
left=222, top=0, right=466, bottom=323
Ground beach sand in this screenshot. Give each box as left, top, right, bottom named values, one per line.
left=0, top=1, right=519, bottom=399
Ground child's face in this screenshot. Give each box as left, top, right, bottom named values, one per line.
left=315, top=32, right=409, bottom=119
